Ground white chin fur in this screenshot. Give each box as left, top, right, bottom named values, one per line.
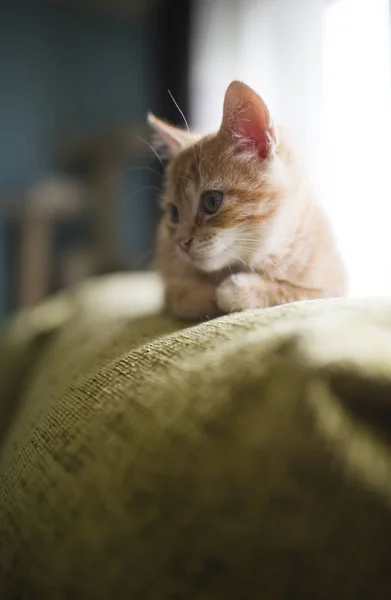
left=191, top=251, right=231, bottom=273
left=176, top=250, right=222, bottom=273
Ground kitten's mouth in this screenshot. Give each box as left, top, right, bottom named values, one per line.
left=189, top=247, right=232, bottom=272
left=177, top=240, right=236, bottom=272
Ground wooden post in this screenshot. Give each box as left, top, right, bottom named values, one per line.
left=19, top=215, right=51, bottom=308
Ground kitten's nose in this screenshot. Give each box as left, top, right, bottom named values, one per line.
left=176, top=236, right=193, bottom=253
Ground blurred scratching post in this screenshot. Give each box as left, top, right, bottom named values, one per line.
left=17, top=126, right=148, bottom=308
left=60, top=127, right=148, bottom=275
left=19, top=215, right=52, bottom=308
left=19, top=178, right=86, bottom=308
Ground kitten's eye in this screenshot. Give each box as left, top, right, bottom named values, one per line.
left=168, top=203, right=179, bottom=224
left=201, top=190, right=224, bottom=215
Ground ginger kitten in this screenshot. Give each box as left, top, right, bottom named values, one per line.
left=148, top=81, right=346, bottom=320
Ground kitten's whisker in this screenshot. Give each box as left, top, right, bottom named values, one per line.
left=129, top=165, right=161, bottom=176
left=244, top=260, right=257, bottom=274
left=234, top=235, right=261, bottom=242
left=267, top=258, right=285, bottom=278
left=131, top=133, right=164, bottom=167
left=197, top=137, right=203, bottom=182
left=89, top=163, right=162, bottom=187
left=226, top=251, right=257, bottom=274
left=233, top=244, right=260, bottom=253
left=129, top=185, right=162, bottom=200
left=237, top=241, right=265, bottom=248
left=285, top=249, right=309, bottom=267
left=234, top=232, right=265, bottom=241
left=167, top=88, right=202, bottom=181
left=234, top=242, right=260, bottom=249
left=167, top=89, right=191, bottom=135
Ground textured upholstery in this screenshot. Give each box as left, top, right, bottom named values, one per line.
left=1, top=273, right=391, bottom=598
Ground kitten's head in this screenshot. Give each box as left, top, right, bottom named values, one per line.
left=148, top=81, right=294, bottom=273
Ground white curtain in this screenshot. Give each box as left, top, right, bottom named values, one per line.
left=190, top=0, right=325, bottom=195
left=190, top=0, right=391, bottom=297
left=323, top=0, right=391, bottom=296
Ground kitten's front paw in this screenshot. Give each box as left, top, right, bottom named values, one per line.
left=216, top=273, right=266, bottom=313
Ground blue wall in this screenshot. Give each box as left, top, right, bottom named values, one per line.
left=0, top=0, right=155, bottom=317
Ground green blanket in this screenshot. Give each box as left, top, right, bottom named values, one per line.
left=1, top=273, right=391, bottom=598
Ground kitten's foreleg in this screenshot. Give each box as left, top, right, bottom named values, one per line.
left=216, top=273, right=324, bottom=313
left=164, top=279, right=221, bottom=320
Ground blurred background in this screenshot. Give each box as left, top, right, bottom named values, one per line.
left=0, top=0, right=390, bottom=321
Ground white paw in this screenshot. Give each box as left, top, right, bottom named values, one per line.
left=216, top=273, right=264, bottom=313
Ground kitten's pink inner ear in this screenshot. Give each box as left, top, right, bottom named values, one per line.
left=147, top=112, right=196, bottom=158
left=220, top=81, right=277, bottom=160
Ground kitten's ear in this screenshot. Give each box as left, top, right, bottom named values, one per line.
left=219, top=81, right=277, bottom=160
left=147, top=112, right=196, bottom=159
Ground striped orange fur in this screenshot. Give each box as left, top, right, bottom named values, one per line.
left=148, top=81, right=346, bottom=320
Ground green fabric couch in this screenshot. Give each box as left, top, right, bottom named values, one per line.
left=1, top=272, right=391, bottom=599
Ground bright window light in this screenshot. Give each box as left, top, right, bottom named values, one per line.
left=322, top=0, right=391, bottom=296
